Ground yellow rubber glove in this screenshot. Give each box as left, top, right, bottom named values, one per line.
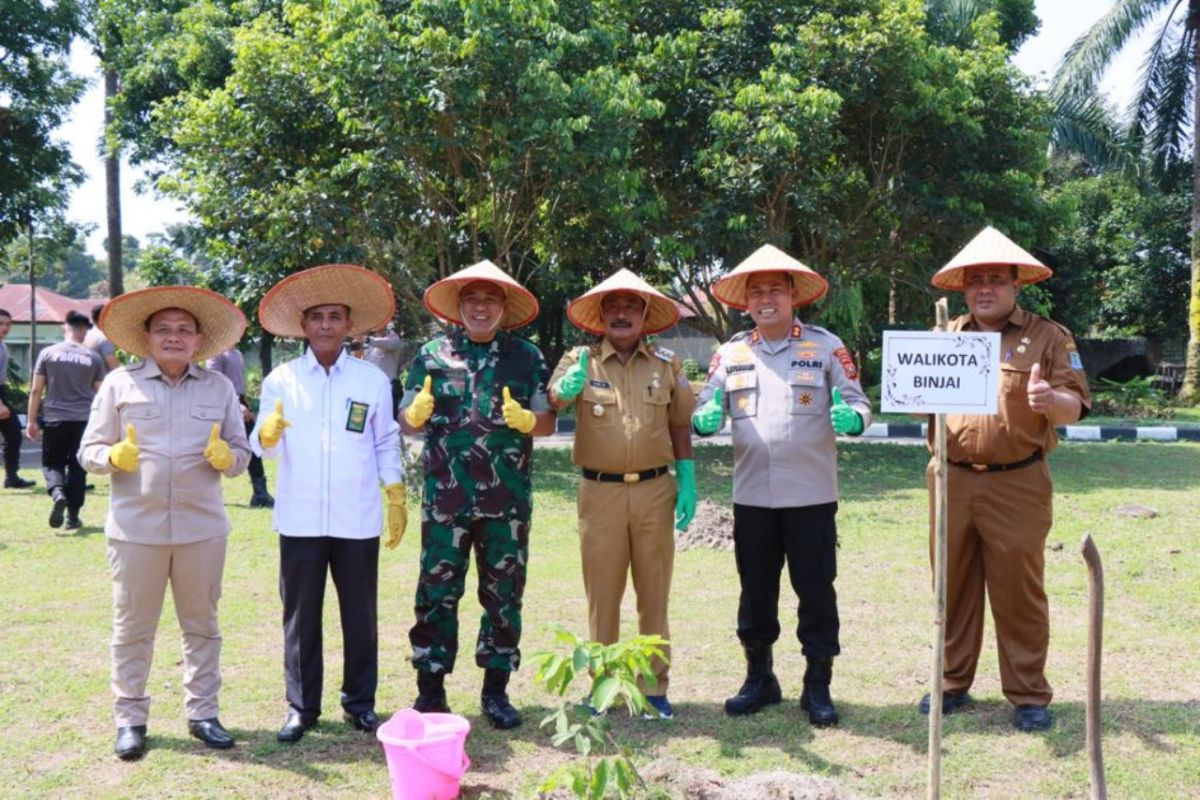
left=501, top=386, right=536, bottom=434
left=259, top=398, right=290, bottom=448
left=109, top=424, right=140, bottom=472
left=384, top=482, right=408, bottom=549
left=204, top=422, right=235, bottom=472
left=404, top=375, right=435, bottom=428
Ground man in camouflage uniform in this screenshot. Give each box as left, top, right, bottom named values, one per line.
left=400, top=260, right=554, bottom=729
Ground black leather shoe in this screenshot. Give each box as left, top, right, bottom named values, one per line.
left=188, top=717, right=235, bottom=749
left=48, top=491, right=66, bottom=528
left=800, top=684, right=839, bottom=727
left=4, top=476, right=34, bottom=489
left=919, top=690, right=974, bottom=716
left=115, top=725, right=147, bottom=760
left=65, top=513, right=82, bottom=530
left=1014, top=704, right=1052, bottom=732
left=276, top=709, right=318, bottom=743
left=343, top=710, right=379, bottom=732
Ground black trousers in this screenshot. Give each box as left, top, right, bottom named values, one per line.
left=279, top=535, right=379, bottom=718
left=41, top=420, right=87, bottom=512
left=733, top=501, right=840, bottom=658
left=0, top=388, right=21, bottom=478
left=243, top=417, right=264, bottom=481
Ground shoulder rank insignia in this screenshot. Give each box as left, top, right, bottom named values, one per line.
left=653, top=346, right=675, bottom=362
left=790, top=324, right=803, bottom=339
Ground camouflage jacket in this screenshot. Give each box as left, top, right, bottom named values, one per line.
left=404, top=330, right=550, bottom=522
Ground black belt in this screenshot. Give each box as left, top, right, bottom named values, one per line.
left=582, top=465, right=669, bottom=484
left=949, top=451, right=1042, bottom=473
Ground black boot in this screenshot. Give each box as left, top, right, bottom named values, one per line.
left=249, top=476, right=275, bottom=508
left=480, top=668, right=522, bottom=729
left=724, top=642, right=783, bottom=716
left=800, top=656, right=839, bottom=727
left=4, top=474, right=34, bottom=489
left=413, top=670, right=450, bottom=713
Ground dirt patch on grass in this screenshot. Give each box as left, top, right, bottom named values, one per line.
left=637, top=758, right=852, bottom=799
left=677, top=500, right=734, bottom=551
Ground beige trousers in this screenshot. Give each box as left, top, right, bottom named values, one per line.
left=108, top=537, right=227, bottom=726
left=577, top=474, right=676, bottom=694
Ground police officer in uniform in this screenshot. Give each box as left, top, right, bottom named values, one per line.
left=693, top=244, right=871, bottom=726
left=920, top=227, right=1091, bottom=732
left=549, top=270, right=697, bottom=719
left=400, top=260, right=555, bottom=730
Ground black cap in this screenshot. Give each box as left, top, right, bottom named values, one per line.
left=65, top=310, right=93, bottom=329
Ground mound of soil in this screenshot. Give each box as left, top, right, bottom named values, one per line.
left=677, top=499, right=735, bottom=551
left=638, top=759, right=851, bottom=799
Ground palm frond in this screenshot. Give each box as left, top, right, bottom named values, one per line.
left=1051, top=0, right=1172, bottom=97
left=1144, top=26, right=1195, bottom=176
left=1125, top=0, right=1188, bottom=143
left=1049, top=87, right=1145, bottom=179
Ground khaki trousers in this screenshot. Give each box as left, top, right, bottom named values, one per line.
left=108, top=537, right=227, bottom=726
left=927, top=459, right=1054, bottom=706
left=577, top=474, right=676, bottom=694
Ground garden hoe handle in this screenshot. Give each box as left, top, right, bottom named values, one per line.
left=1081, top=533, right=1107, bottom=800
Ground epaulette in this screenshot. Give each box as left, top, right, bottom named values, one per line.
left=729, top=329, right=753, bottom=343
left=801, top=323, right=830, bottom=338
left=653, top=345, right=675, bottom=363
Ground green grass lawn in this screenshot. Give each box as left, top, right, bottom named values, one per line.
left=1, top=441, right=1197, bottom=798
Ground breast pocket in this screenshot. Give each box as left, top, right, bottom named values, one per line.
left=581, top=383, right=618, bottom=427
left=644, top=381, right=671, bottom=427
left=120, top=402, right=161, bottom=425
left=190, top=405, right=224, bottom=422
left=788, top=368, right=826, bottom=415
left=725, top=369, right=758, bottom=419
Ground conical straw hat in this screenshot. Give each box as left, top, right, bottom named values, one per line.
left=100, top=285, right=246, bottom=362
left=423, top=260, right=539, bottom=330
left=258, top=264, right=395, bottom=338
left=567, top=269, right=680, bottom=336
left=712, top=244, right=829, bottom=309
left=931, top=226, right=1052, bottom=290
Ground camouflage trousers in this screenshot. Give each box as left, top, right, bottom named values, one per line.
left=409, top=513, right=530, bottom=674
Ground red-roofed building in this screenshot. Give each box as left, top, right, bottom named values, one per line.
left=0, top=284, right=106, bottom=380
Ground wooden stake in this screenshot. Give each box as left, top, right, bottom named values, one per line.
left=928, top=297, right=949, bottom=800
left=1081, top=533, right=1107, bottom=800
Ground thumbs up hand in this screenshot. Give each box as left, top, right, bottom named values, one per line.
left=501, top=386, right=536, bottom=434
left=404, top=375, right=435, bottom=428
left=553, top=348, right=589, bottom=402
left=109, top=424, right=140, bottom=472
left=1027, top=362, right=1054, bottom=414
left=830, top=387, right=864, bottom=435
left=259, top=398, right=290, bottom=448
left=692, top=387, right=725, bottom=435
left=204, top=422, right=235, bottom=472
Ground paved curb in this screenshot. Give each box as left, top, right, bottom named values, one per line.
left=860, top=422, right=1200, bottom=442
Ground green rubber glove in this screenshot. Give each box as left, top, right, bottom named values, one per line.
left=692, top=387, right=724, bottom=435
left=830, top=387, right=864, bottom=435
left=553, top=348, right=589, bottom=402
left=674, top=459, right=697, bottom=532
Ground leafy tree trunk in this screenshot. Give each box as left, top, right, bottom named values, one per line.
left=104, top=68, right=124, bottom=297
left=1185, top=24, right=1200, bottom=401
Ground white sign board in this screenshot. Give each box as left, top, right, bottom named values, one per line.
left=881, top=331, right=1000, bottom=414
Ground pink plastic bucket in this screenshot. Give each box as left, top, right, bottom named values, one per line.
left=377, top=709, right=471, bottom=800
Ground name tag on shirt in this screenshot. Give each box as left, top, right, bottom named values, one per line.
left=588, top=379, right=611, bottom=389
left=346, top=401, right=369, bottom=433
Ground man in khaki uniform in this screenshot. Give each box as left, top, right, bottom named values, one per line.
left=921, top=227, right=1091, bottom=732
left=79, top=287, right=252, bottom=760
left=549, top=270, right=696, bottom=719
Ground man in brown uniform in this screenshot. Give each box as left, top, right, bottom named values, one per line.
left=921, top=227, right=1091, bottom=732
left=549, top=269, right=696, bottom=719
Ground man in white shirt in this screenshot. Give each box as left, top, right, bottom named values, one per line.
left=251, top=264, right=407, bottom=743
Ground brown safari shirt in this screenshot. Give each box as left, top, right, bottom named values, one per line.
left=552, top=338, right=695, bottom=474
left=934, top=306, right=1092, bottom=465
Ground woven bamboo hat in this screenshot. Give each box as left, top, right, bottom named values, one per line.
left=258, top=264, right=395, bottom=338
left=712, top=244, right=829, bottom=309
left=99, top=286, right=246, bottom=362
left=423, top=259, right=538, bottom=330
left=931, top=226, right=1052, bottom=290
left=567, top=269, right=680, bottom=335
